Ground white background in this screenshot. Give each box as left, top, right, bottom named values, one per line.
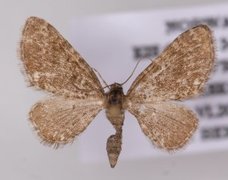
left=1, top=0, right=228, bottom=180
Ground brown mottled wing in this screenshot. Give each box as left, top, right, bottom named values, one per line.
left=20, top=16, right=103, bottom=98
left=20, top=17, right=105, bottom=146
left=30, top=96, right=103, bottom=147
left=127, top=99, right=197, bottom=150
left=127, top=25, right=215, bottom=101
left=126, top=25, right=214, bottom=150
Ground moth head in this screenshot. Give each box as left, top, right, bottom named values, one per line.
left=110, top=83, right=122, bottom=91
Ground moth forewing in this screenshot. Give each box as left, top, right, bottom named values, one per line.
left=127, top=25, right=215, bottom=102
left=20, top=16, right=104, bottom=98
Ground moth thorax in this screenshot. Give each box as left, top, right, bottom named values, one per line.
left=107, top=83, right=124, bottom=106
left=106, top=83, right=125, bottom=130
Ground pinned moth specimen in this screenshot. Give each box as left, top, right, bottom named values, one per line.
left=20, top=17, right=215, bottom=168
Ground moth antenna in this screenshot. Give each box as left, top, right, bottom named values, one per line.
left=102, top=84, right=111, bottom=90
left=93, top=68, right=110, bottom=90
left=120, top=59, right=142, bottom=86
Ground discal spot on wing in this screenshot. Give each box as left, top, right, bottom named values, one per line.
left=127, top=25, right=215, bottom=102
left=127, top=99, right=198, bottom=150
left=20, top=17, right=103, bottom=98
left=29, top=96, right=103, bottom=147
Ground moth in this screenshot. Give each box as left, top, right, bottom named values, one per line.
left=20, top=17, right=215, bottom=168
